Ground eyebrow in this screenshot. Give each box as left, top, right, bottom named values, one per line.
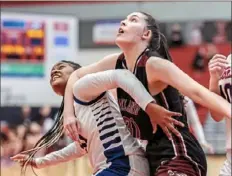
left=128, top=15, right=140, bottom=19
left=51, top=63, right=64, bottom=71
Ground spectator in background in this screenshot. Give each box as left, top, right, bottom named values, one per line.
left=213, top=21, right=227, bottom=44
left=225, top=22, right=231, bottom=42
left=19, top=105, right=32, bottom=127
left=17, top=105, right=32, bottom=140
left=1, top=122, right=23, bottom=166
left=37, top=106, right=54, bottom=134
left=189, top=23, right=203, bottom=45
left=169, top=23, right=184, bottom=47
left=192, top=44, right=218, bottom=74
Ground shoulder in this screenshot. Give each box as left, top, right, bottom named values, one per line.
left=102, top=53, right=121, bottom=62
left=146, top=56, right=170, bottom=69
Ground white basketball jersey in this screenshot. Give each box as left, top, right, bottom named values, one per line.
left=73, top=92, right=145, bottom=173
left=219, top=54, right=231, bottom=150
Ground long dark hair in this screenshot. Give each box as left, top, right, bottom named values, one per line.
left=140, top=12, right=172, bottom=62
left=21, top=60, right=81, bottom=175
left=140, top=12, right=185, bottom=103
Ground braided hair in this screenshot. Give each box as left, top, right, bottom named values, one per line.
left=21, top=60, right=81, bottom=175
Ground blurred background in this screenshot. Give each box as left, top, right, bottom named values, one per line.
left=0, top=1, right=231, bottom=176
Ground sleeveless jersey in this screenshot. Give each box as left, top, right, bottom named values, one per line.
left=115, top=49, right=207, bottom=176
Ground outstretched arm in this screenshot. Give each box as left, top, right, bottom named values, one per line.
left=146, top=56, right=231, bottom=119
left=73, top=69, right=154, bottom=111
left=11, top=142, right=86, bottom=169
left=73, top=69, right=184, bottom=140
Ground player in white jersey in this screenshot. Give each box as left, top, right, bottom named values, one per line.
left=12, top=60, right=183, bottom=176
left=208, top=54, right=231, bottom=176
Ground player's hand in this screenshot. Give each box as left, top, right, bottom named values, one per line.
left=63, top=115, right=79, bottom=141
left=11, top=154, right=37, bottom=167
left=145, top=103, right=184, bottom=140
left=208, top=54, right=228, bottom=80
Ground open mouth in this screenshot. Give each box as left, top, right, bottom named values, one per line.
left=51, top=74, right=61, bottom=82
left=118, top=28, right=124, bottom=34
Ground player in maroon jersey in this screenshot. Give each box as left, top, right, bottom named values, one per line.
left=63, top=12, right=231, bottom=176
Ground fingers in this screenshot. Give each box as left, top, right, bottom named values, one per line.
left=166, top=123, right=181, bottom=137
left=167, top=111, right=182, bottom=117
left=11, top=154, right=25, bottom=160
left=160, top=126, right=172, bottom=140
left=209, top=61, right=228, bottom=70
left=65, top=125, right=78, bottom=141
left=211, top=54, right=227, bottom=61
left=169, top=118, right=185, bottom=127
left=64, top=119, right=79, bottom=141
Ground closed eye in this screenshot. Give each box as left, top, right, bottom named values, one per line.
left=58, top=65, right=65, bottom=70
left=131, top=18, right=137, bottom=22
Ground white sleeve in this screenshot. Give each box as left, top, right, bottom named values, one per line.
left=35, top=142, right=86, bottom=169
left=73, top=69, right=155, bottom=111
left=185, top=97, right=207, bottom=144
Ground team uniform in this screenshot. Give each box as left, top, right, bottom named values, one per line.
left=115, top=49, right=207, bottom=176
left=34, top=70, right=153, bottom=176
left=218, top=54, right=231, bottom=176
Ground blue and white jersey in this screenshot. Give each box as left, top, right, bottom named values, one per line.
left=35, top=70, right=153, bottom=175
left=74, top=91, right=147, bottom=174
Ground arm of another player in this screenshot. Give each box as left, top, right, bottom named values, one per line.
left=208, top=54, right=229, bottom=121
left=185, top=97, right=214, bottom=153
left=73, top=69, right=184, bottom=139
left=63, top=53, right=119, bottom=141
left=11, top=142, right=86, bottom=169
left=146, top=56, right=231, bottom=119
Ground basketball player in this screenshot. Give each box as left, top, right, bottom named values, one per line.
left=208, top=54, right=231, bottom=176
left=63, top=12, right=231, bottom=176
left=12, top=60, right=184, bottom=176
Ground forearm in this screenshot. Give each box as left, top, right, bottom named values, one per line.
left=64, top=71, right=80, bottom=117
left=35, top=142, right=86, bottom=169
left=208, top=78, right=223, bottom=121
left=73, top=70, right=154, bottom=111
left=190, top=86, right=229, bottom=121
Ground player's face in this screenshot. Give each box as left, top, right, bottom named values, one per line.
left=50, top=62, right=75, bottom=96
left=115, top=12, right=149, bottom=47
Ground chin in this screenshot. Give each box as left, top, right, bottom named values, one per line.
left=51, top=83, right=65, bottom=96
left=116, top=36, right=135, bottom=47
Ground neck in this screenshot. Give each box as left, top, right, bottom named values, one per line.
left=121, top=43, right=147, bottom=71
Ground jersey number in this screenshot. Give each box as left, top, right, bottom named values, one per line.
left=220, top=83, right=232, bottom=103
left=123, top=116, right=141, bottom=138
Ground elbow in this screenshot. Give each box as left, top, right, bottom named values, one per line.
left=211, top=116, right=224, bottom=122
left=209, top=111, right=224, bottom=122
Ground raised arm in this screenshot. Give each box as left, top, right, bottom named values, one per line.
left=208, top=54, right=230, bottom=121
left=146, top=56, right=231, bottom=119
left=63, top=53, right=119, bottom=140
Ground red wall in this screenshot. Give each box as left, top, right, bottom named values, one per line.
left=169, top=43, right=231, bottom=123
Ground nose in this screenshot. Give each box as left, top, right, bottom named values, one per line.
left=120, top=20, right=126, bottom=26
left=51, top=69, right=58, bottom=77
